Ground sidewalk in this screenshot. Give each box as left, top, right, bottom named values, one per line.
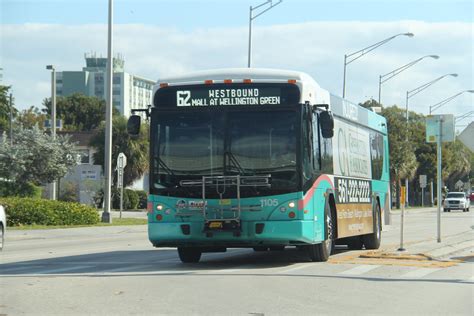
left=389, top=206, right=438, bottom=214
left=384, top=230, right=473, bottom=259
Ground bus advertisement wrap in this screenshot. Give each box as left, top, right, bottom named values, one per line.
left=333, top=118, right=372, bottom=179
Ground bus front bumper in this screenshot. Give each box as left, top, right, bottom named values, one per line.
left=148, top=220, right=320, bottom=248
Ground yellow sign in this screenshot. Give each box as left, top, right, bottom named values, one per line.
left=401, top=186, right=406, bottom=204
left=209, top=221, right=223, bottom=229
left=219, top=199, right=231, bottom=205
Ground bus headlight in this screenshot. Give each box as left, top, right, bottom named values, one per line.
left=288, top=201, right=296, bottom=208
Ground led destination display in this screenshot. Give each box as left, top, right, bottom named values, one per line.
left=154, top=83, right=300, bottom=107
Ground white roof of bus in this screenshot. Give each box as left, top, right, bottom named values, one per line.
left=157, top=68, right=320, bottom=87
left=155, top=68, right=330, bottom=105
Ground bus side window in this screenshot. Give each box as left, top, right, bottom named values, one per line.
left=312, top=112, right=321, bottom=170
left=302, top=107, right=314, bottom=182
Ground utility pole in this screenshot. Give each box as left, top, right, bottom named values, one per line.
left=102, top=0, right=114, bottom=223
left=247, top=0, right=282, bottom=68
left=9, top=93, right=13, bottom=146
left=46, top=65, right=57, bottom=200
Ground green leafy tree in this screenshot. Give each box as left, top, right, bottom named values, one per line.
left=16, top=106, right=47, bottom=130
left=43, top=93, right=119, bottom=131
left=0, top=85, right=17, bottom=134
left=0, top=126, right=78, bottom=196
left=90, top=115, right=149, bottom=187
left=381, top=106, right=418, bottom=208
left=359, top=98, right=382, bottom=109
left=443, top=140, right=472, bottom=189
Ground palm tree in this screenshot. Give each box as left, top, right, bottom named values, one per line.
left=90, top=115, right=149, bottom=187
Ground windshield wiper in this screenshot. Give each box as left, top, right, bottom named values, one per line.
left=224, top=151, right=247, bottom=175
left=155, top=156, right=175, bottom=177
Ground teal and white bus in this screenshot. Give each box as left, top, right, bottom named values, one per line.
left=128, top=68, right=390, bottom=263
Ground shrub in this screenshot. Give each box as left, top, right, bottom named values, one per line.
left=59, top=181, right=78, bottom=202
left=0, top=181, right=42, bottom=198
left=136, top=190, right=147, bottom=209
left=0, top=197, right=100, bottom=226
left=125, top=189, right=139, bottom=210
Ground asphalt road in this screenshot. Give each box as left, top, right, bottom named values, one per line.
left=1, top=208, right=473, bottom=315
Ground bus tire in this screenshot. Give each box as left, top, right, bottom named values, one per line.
left=346, top=236, right=363, bottom=250
left=177, top=247, right=202, bottom=263
left=362, top=202, right=381, bottom=250
left=306, top=202, right=334, bottom=262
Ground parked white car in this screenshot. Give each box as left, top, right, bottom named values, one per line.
left=443, top=192, right=470, bottom=212
left=0, top=204, right=5, bottom=250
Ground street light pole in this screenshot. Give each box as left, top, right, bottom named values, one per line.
left=342, top=32, right=414, bottom=98
left=378, top=55, right=439, bottom=104
left=9, top=93, right=13, bottom=146
left=429, top=90, right=474, bottom=114
left=102, top=0, right=114, bottom=223
left=247, top=0, right=282, bottom=68
left=404, top=73, right=458, bottom=207
left=46, top=65, right=57, bottom=200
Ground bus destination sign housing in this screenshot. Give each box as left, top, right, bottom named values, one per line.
left=154, top=83, right=300, bottom=108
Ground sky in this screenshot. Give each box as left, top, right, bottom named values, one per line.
left=1, top=0, right=473, bottom=130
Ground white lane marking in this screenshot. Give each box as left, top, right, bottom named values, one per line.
left=277, top=264, right=311, bottom=274
left=339, top=265, right=380, bottom=276
left=401, top=268, right=441, bottom=279
left=34, top=265, right=95, bottom=274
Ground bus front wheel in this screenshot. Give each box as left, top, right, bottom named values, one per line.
left=177, top=247, right=202, bottom=263
left=306, top=203, right=334, bottom=262
left=362, top=203, right=381, bottom=250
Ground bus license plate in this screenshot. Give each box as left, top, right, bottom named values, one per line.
left=209, top=221, right=223, bottom=229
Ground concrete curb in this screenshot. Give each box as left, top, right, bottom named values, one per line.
left=374, top=231, right=474, bottom=261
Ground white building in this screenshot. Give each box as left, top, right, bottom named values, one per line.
left=55, top=53, right=154, bottom=117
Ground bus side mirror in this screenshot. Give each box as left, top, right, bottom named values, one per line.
left=127, top=115, right=141, bottom=136
left=320, top=111, right=334, bottom=138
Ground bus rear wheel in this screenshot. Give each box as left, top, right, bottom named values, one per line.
left=362, top=203, right=381, bottom=250
left=306, top=203, right=334, bottom=262
left=177, top=247, right=202, bottom=263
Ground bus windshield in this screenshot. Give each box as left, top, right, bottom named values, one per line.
left=151, top=109, right=298, bottom=197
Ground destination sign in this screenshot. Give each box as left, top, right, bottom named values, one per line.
left=154, top=83, right=300, bottom=107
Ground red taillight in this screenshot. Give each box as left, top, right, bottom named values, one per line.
left=243, top=79, right=252, bottom=84
left=156, top=214, right=163, bottom=221
left=288, top=79, right=296, bottom=84
left=223, top=79, right=233, bottom=84
left=159, top=83, right=168, bottom=88
left=288, top=211, right=296, bottom=219
left=204, top=80, right=213, bottom=85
